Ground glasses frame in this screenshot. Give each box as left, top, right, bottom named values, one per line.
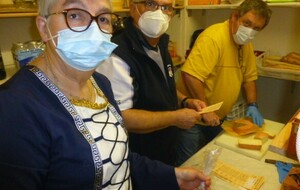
left=46, top=8, right=121, bottom=34
left=134, top=0, right=174, bottom=15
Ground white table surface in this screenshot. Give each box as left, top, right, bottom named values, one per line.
left=181, top=120, right=298, bottom=190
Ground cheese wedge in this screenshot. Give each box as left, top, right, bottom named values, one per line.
left=254, top=132, right=269, bottom=143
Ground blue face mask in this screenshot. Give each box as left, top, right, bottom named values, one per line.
left=48, top=22, right=117, bottom=71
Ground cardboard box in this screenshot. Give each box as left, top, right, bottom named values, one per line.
left=281, top=167, right=300, bottom=190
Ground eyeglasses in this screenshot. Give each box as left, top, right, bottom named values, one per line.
left=134, top=0, right=174, bottom=15
left=46, top=8, right=122, bottom=34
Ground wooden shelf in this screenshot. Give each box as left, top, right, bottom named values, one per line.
left=2, top=1, right=298, bottom=18
left=186, top=3, right=237, bottom=9
left=186, top=2, right=300, bottom=9
left=113, top=8, right=130, bottom=13
left=0, top=12, right=37, bottom=17
left=266, top=2, right=300, bottom=7
left=0, top=4, right=130, bottom=18
left=0, top=4, right=38, bottom=17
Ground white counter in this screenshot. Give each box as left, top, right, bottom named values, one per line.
left=181, top=120, right=298, bottom=190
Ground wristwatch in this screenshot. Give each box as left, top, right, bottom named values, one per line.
left=247, top=102, right=258, bottom=108
left=181, top=97, right=189, bottom=108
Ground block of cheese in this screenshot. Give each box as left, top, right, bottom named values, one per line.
left=264, top=131, right=276, bottom=139
left=232, top=119, right=258, bottom=136
left=254, top=132, right=269, bottom=143
left=238, top=139, right=262, bottom=150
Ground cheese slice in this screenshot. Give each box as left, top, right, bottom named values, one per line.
left=238, top=139, right=262, bottom=150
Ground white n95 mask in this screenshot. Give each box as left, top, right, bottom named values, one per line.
left=138, top=10, right=170, bottom=38
left=233, top=25, right=258, bottom=45
left=48, top=22, right=117, bottom=71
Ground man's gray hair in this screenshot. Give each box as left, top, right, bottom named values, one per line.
left=237, top=0, right=272, bottom=28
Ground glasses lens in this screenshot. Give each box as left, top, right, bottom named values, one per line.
left=144, top=1, right=173, bottom=14
left=161, top=4, right=173, bottom=14
left=145, top=1, right=158, bottom=11
left=97, top=13, right=119, bottom=34
left=66, top=9, right=91, bottom=32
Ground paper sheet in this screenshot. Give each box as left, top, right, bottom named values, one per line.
left=214, top=160, right=265, bottom=190
left=199, top=102, right=223, bottom=114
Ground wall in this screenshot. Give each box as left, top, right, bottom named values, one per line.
left=167, top=7, right=300, bottom=123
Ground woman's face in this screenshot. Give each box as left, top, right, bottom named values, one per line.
left=37, top=0, right=112, bottom=46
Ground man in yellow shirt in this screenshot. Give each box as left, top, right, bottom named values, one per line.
left=177, top=0, right=272, bottom=154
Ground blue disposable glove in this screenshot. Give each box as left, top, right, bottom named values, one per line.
left=275, top=161, right=293, bottom=183
left=246, top=105, right=264, bottom=127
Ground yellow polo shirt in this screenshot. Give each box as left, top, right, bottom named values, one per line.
left=177, top=20, right=258, bottom=118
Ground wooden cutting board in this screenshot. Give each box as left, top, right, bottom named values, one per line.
left=215, top=119, right=285, bottom=160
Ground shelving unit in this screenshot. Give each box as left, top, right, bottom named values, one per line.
left=0, top=0, right=299, bottom=81
left=0, top=0, right=299, bottom=122
left=186, top=1, right=300, bottom=9
left=0, top=1, right=131, bottom=73
left=0, top=5, right=130, bottom=18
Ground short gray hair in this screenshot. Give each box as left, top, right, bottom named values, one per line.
left=38, top=0, right=57, bottom=17
left=37, top=0, right=113, bottom=17
left=237, top=0, right=272, bottom=28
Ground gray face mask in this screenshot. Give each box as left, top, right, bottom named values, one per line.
left=137, top=9, right=170, bottom=38
left=233, top=25, right=258, bottom=45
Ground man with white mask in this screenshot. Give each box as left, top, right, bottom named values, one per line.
left=97, top=0, right=208, bottom=166
left=177, top=0, right=272, bottom=151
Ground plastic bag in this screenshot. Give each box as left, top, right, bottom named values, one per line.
left=198, top=147, right=222, bottom=190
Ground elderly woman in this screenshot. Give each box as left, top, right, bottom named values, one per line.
left=0, top=0, right=211, bottom=190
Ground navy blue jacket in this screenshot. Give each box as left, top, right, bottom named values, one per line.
left=0, top=65, right=179, bottom=190
left=112, top=17, right=180, bottom=166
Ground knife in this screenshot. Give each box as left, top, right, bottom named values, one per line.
left=265, top=159, right=300, bottom=167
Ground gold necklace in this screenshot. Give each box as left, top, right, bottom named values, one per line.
left=42, top=53, right=108, bottom=110
left=69, top=86, right=108, bottom=110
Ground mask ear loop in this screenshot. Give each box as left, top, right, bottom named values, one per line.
left=44, top=17, right=58, bottom=47
left=135, top=4, right=142, bottom=17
